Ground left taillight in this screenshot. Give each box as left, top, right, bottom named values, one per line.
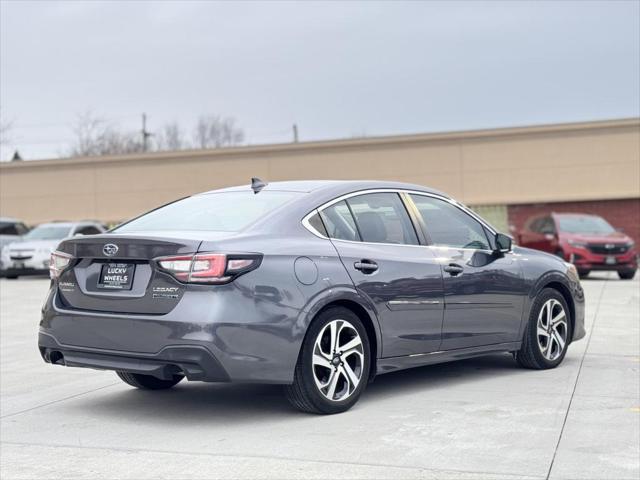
left=50, top=251, right=73, bottom=279
left=156, top=253, right=261, bottom=284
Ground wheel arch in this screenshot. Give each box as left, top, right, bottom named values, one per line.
left=299, top=289, right=382, bottom=382
left=537, top=280, right=576, bottom=343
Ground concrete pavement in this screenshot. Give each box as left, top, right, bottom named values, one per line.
left=1, top=273, right=638, bottom=479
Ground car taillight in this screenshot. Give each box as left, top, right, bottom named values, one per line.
left=50, top=251, right=73, bottom=279
left=156, top=253, right=261, bottom=284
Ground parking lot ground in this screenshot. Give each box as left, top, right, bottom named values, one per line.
left=1, top=273, right=638, bottom=480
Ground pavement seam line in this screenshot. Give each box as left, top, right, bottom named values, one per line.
left=0, top=383, right=120, bottom=419
left=545, top=275, right=609, bottom=480
left=0, top=440, right=546, bottom=479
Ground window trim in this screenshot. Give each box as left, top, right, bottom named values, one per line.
left=302, top=188, right=498, bottom=251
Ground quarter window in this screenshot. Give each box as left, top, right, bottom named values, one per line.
left=307, top=212, right=328, bottom=237
left=410, top=195, right=490, bottom=250
left=319, top=201, right=359, bottom=241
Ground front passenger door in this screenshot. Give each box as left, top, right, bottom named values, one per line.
left=320, top=193, right=444, bottom=357
left=408, top=194, right=526, bottom=350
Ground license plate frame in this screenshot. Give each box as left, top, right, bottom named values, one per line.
left=97, top=263, right=135, bottom=290
left=605, top=256, right=617, bottom=265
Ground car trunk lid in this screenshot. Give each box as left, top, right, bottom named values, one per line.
left=55, top=232, right=231, bottom=314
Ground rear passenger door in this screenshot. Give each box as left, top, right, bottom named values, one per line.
left=320, top=192, right=444, bottom=357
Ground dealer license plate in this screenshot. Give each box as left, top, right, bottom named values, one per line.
left=98, top=263, right=135, bottom=290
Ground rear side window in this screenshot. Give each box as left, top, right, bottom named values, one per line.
left=306, top=212, right=328, bottom=237
left=320, top=201, right=359, bottom=241
left=75, top=226, right=102, bottom=235
left=115, top=191, right=300, bottom=233
left=347, top=193, right=418, bottom=245
left=0, top=222, right=20, bottom=235
left=410, top=194, right=490, bottom=250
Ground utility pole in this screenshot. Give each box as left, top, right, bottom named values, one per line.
left=292, top=124, right=299, bottom=143
left=141, top=113, right=153, bottom=152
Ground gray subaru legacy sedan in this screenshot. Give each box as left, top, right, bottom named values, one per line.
left=39, top=180, right=585, bottom=414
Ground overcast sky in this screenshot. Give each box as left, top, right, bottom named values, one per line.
left=1, top=0, right=639, bottom=160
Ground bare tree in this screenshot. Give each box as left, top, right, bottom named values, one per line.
left=154, top=122, right=187, bottom=151
left=0, top=110, right=12, bottom=146
left=193, top=115, right=244, bottom=149
left=69, top=111, right=143, bottom=157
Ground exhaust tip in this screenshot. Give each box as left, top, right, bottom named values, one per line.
left=49, top=350, right=65, bottom=365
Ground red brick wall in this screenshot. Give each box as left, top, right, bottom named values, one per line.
left=508, top=198, right=640, bottom=244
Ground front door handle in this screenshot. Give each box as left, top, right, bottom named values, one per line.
left=443, top=263, right=464, bottom=276
left=354, top=260, right=378, bottom=274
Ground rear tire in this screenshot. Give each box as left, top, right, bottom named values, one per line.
left=618, top=269, right=636, bottom=280
left=515, top=288, right=572, bottom=370
left=284, top=306, right=370, bottom=414
left=116, top=371, right=184, bottom=390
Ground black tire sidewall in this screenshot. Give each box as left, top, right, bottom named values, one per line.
left=618, top=269, right=636, bottom=280
left=299, top=307, right=371, bottom=414
left=527, top=289, right=572, bottom=368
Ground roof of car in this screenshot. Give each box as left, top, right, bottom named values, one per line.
left=552, top=212, right=602, bottom=218
left=35, top=221, right=102, bottom=228
left=200, top=180, right=449, bottom=198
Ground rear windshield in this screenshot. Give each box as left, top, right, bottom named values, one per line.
left=114, top=191, right=301, bottom=233
left=557, top=216, right=615, bottom=234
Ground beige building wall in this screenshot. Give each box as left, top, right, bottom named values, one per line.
left=1, top=118, right=639, bottom=224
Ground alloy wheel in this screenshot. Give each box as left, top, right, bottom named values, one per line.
left=312, top=319, right=365, bottom=402
left=536, top=299, right=568, bottom=361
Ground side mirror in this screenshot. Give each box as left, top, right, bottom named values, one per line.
left=495, top=233, right=512, bottom=253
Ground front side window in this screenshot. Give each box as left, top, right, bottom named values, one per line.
left=539, top=217, right=556, bottom=234
left=410, top=194, right=490, bottom=250
left=115, top=191, right=300, bottom=233
left=347, top=193, right=418, bottom=245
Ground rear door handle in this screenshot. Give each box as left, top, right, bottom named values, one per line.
left=443, top=263, right=464, bottom=276
left=354, top=260, right=378, bottom=274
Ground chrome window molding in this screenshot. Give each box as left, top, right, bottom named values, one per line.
left=301, top=188, right=499, bottom=251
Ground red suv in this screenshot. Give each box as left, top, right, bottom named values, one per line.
left=517, top=213, right=637, bottom=279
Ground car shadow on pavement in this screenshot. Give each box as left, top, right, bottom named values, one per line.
left=72, top=353, right=531, bottom=423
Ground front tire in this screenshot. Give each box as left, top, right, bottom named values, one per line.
left=577, top=269, right=590, bottom=279
left=284, top=307, right=370, bottom=414
left=116, top=371, right=184, bottom=390
left=515, top=288, right=572, bottom=370
left=618, top=269, right=636, bottom=280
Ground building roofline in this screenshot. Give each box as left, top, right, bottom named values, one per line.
left=2, top=117, right=639, bottom=170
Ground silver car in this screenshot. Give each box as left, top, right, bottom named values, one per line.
left=2, top=221, right=105, bottom=278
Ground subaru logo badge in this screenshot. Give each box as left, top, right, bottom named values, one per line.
left=103, top=244, right=118, bottom=257
left=605, top=244, right=614, bottom=249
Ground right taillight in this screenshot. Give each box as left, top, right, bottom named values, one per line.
left=156, top=253, right=261, bottom=284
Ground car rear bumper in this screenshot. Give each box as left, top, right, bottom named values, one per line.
left=38, top=285, right=304, bottom=384
left=38, top=332, right=230, bottom=382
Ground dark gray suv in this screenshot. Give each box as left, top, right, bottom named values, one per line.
left=39, top=180, right=585, bottom=414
